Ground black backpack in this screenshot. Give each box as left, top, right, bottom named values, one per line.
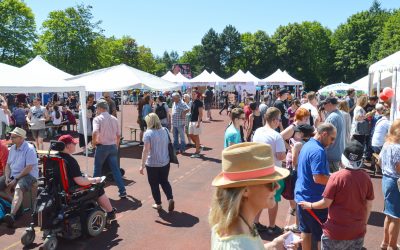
left=155, top=103, right=167, bottom=120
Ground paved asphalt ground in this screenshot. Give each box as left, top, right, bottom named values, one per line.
left=0, top=106, right=388, bottom=249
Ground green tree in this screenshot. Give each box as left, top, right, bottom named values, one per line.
left=136, top=45, right=157, bottom=74
left=158, top=51, right=179, bottom=70
left=220, top=25, right=242, bottom=76
left=35, top=5, right=103, bottom=74
left=0, top=0, right=36, bottom=66
left=239, top=31, right=277, bottom=78
left=273, top=21, right=333, bottom=90
left=331, top=6, right=389, bottom=82
left=370, top=10, right=400, bottom=61
left=200, top=28, right=223, bottom=75
left=179, top=45, right=204, bottom=76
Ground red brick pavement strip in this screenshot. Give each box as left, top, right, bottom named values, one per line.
left=0, top=107, right=386, bottom=249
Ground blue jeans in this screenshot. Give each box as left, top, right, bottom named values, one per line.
left=93, top=144, right=126, bottom=194
left=173, top=125, right=186, bottom=152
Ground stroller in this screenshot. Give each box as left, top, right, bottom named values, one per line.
left=21, top=141, right=108, bottom=250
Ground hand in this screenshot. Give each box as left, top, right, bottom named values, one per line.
left=7, top=179, right=17, bottom=188
left=267, top=231, right=302, bottom=250
left=298, top=201, right=312, bottom=209
left=196, top=122, right=200, bottom=128
left=139, top=167, right=144, bottom=175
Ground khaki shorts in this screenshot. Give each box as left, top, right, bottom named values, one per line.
left=188, top=122, right=201, bottom=135
left=0, top=174, right=37, bottom=192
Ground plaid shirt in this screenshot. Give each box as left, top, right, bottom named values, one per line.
left=172, top=100, right=189, bottom=127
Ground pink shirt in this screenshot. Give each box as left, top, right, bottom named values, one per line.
left=93, top=112, right=121, bottom=145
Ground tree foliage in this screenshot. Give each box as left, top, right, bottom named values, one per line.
left=0, top=0, right=36, bottom=66
left=35, top=5, right=103, bottom=74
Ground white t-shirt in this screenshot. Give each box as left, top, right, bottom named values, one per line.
left=372, top=117, right=391, bottom=147
left=51, top=111, right=62, bottom=125
left=29, top=106, right=47, bottom=130
left=300, top=102, right=319, bottom=126
left=252, top=126, right=286, bottom=167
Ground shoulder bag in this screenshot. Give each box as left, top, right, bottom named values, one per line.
left=163, top=128, right=179, bottom=166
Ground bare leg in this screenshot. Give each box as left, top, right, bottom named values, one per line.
left=268, top=202, right=279, bottom=227
left=139, top=130, right=144, bottom=143
left=97, top=194, right=113, bottom=212
left=191, top=135, right=200, bottom=153
left=301, top=233, right=312, bottom=250
left=382, top=216, right=390, bottom=248
left=38, top=137, right=44, bottom=150
left=388, top=216, right=400, bottom=249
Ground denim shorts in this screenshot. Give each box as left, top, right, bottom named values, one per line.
left=382, top=175, right=400, bottom=218
left=297, top=204, right=328, bottom=241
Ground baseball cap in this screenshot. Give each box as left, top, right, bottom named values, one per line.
left=324, top=97, right=338, bottom=105
left=58, top=134, right=78, bottom=145
left=279, top=88, right=288, bottom=95
left=341, top=140, right=364, bottom=169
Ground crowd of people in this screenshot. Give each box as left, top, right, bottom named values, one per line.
left=0, top=85, right=398, bottom=249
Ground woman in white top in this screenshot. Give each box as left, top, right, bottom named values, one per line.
left=50, top=105, right=62, bottom=136
left=209, top=142, right=300, bottom=250
left=371, top=109, right=391, bottom=153
left=351, top=95, right=368, bottom=145
left=338, top=100, right=352, bottom=146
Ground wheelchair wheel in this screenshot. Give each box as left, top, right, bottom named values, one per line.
left=43, top=236, right=57, bottom=250
left=85, top=209, right=106, bottom=237
left=21, top=228, right=35, bottom=246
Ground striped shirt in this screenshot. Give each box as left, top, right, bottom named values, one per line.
left=172, top=100, right=189, bottom=127
left=143, top=128, right=170, bottom=167
left=93, top=112, right=121, bottom=145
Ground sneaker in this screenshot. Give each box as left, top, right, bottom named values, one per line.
left=4, top=214, right=15, bottom=227
left=168, top=199, right=175, bottom=212
left=139, top=142, right=144, bottom=147
left=107, top=207, right=117, bottom=220
left=190, top=153, right=201, bottom=158
left=152, top=204, right=162, bottom=210
left=254, top=222, right=268, bottom=232
left=284, top=224, right=301, bottom=233
left=119, top=192, right=127, bottom=199
left=268, top=225, right=284, bottom=235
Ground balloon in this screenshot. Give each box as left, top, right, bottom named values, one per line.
left=380, top=92, right=389, bottom=102
left=382, top=87, right=394, bottom=98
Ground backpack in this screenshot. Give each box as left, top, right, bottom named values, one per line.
left=155, top=103, right=167, bottom=120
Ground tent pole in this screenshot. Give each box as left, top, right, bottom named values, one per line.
left=79, top=89, right=88, bottom=173
left=120, top=90, right=124, bottom=139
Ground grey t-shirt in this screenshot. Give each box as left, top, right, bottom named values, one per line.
left=325, top=109, right=345, bottom=162
left=29, top=106, right=47, bottom=130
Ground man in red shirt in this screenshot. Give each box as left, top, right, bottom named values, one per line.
left=299, top=140, right=374, bottom=249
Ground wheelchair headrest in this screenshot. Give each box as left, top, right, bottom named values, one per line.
left=50, top=141, right=65, bottom=151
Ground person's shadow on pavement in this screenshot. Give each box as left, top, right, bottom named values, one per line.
left=155, top=209, right=199, bottom=228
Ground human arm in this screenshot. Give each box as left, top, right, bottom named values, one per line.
left=246, top=115, right=254, bottom=140
left=396, top=162, right=400, bottom=174
left=264, top=231, right=302, bottom=250
left=197, top=107, right=203, bottom=128
left=73, top=176, right=102, bottom=186
left=276, top=152, right=286, bottom=161
left=280, top=125, right=294, bottom=141
left=313, top=174, right=329, bottom=185
left=298, top=197, right=333, bottom=210
left=292, top=142, right=302, bottom=167
left=92, top=131, right=98, bottom=148
left=91, top=118, right=99, bottom=148
left=140, top=141, right=151, bottom=175
left=366, top=200, right=372, bottom=224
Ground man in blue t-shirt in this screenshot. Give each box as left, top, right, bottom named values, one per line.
left=294, top=123, right=336, bottom=250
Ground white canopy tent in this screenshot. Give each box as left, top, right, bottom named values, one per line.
left=245, top=71, right=261, bottom=83
left=174, top=72, right=189, bottom=84
left=161, top=71, right=187, bottom=85
left=67, top=64, right=180, bottom=92
left=161, top=71, right=177, bottom=82
left=260, top=69, right=302, bottom=86
left=210, top=71, right=225, bottom=82
left=0, top=62, right=19, bottom=74
left=368, top=51, right=400, bottom=121
left=0, top=59, right=89, bottom=165
left=189, top=70, right=215, bottom=87
left=318, top=82, right=355, bottom=97
left=224, top=70, right=256, bottom=94
left=350, top=72, right=392, bottom=93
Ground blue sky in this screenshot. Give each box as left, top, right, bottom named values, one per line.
left=24, top=0, right=399, bottom=57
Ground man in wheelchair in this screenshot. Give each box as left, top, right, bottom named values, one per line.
left=57, top=135, right=116, bottom=221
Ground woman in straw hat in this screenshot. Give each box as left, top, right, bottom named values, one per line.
left=209, top=142, right=301, bottom=249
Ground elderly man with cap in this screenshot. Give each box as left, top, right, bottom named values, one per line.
left=171, top=92, right=189, bottom=154
left=299, top=140, right=374, bottom=250
left=273, top=88, right=289, bottom=131
left=92, top=100, right=126, bottom=198
left=0, top=127, right=38, bottom=227
left=323, top=97, right=345, bottom=173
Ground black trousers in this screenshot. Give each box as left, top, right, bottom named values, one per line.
left=146, top=164, right=173, bottom=205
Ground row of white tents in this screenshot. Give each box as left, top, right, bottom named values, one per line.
left=161, top=68, right=303, bottom=87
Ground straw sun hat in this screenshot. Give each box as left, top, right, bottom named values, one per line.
left=212, top=142, right=290, bottom=188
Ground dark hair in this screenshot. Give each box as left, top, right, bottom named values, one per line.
left=144, top=95, right=151, bottom=104
left=369, top=96, right=378, bottom=101
left=290, top=99, right=301, bottom=107
left=54, top=105, right=61, bottom=119
left=231, top=108, right=244, bottom=121
left=158, top=95, right=165, bottom=102
left=249, top=102, right=258, bottom=111
left=347, top=88, right=355, bottom=95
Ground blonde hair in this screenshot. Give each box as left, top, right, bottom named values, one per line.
left=386, top=119, right=400, bottom=144
left=338, top=100, right=349, bottom=113
left=145, top=113, right=162, bottom=130
left=357, top=95, right=368, bottom=107
left=209, top=187, right=245, bottom=235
